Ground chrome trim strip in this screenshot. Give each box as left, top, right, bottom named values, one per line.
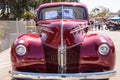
left=58, top=46, right=61, bottom=73
left=39, top=24, right=51, bottom=27
left=70, top=26, right=88, bottom=34
left=9, top=70, right=116, bottom=79
left=42, top=27, right=54, bottom=33
left=61, top=6, right=64, bottom=50
left=58, top=45, right=66, bottom=73
left=58, top=5, right=67, bottom=74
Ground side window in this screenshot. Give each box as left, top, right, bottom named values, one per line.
left=73, top=7, right=87, bottom=19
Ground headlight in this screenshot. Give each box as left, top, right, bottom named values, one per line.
left=15, top=45, right=27, bottom=56
left=98, top=44, right=110, bottom=55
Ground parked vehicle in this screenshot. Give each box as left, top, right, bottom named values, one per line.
left=10, top=2, right=116, bottom=80
left=105, top=21, right=120, bottom=31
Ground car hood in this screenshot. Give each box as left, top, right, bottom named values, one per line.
left=37, top=19, right=88, bottom=48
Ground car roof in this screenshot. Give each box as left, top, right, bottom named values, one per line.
left=38, top=2, right=87, bottom=10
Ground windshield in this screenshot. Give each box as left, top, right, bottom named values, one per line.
left=39, top=6, right=87, bottom=20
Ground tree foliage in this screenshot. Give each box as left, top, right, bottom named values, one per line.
left=90, top=6, right=110, bottom=19
left=0, top=0, right=32, bottom=20
left=0, top=0, right=79, bottom=20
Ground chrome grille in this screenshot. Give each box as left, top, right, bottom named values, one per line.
left=66, top=45, right=80, bottom=73
left=44, top=45, right=58, bottom=73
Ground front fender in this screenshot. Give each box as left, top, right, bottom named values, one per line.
left=11, top=34, right=46, bottom=73
left=80, top=33, right=115, bottom=72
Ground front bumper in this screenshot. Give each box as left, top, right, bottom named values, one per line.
left=9, top=70, right=116, bottom=79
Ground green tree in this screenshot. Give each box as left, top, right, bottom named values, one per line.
left=0, top=0, right=34, bottom=20
left=90, top=6, right=110, bottom=19
left=0, top=0, right=10, bottom=19
left=0, top=0, right=79, bottom=20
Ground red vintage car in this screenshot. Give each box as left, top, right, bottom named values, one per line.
left=10, top=2, right=116, bottom=80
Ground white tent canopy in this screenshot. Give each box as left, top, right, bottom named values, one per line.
left=109, top=16, right=120, bottom=20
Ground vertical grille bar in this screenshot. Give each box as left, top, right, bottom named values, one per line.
left=58, top=45, right=66, bottom=73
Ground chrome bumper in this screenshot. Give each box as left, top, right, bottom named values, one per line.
left=9, top=70, right=116, bottom=79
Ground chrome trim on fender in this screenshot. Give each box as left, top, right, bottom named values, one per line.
left=9, top=70, right=116, bottom=79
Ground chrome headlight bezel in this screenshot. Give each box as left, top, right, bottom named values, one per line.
left=15, top=44, right=27, bottom=56
left=98, top=44, right=110, bottom=55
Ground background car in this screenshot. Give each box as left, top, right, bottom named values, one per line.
left=10, top=2, right=116, bottom=80
left=105, top=21, right=120, bottom=31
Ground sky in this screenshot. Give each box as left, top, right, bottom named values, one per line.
left=80, top=0, right=120, bottom=13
